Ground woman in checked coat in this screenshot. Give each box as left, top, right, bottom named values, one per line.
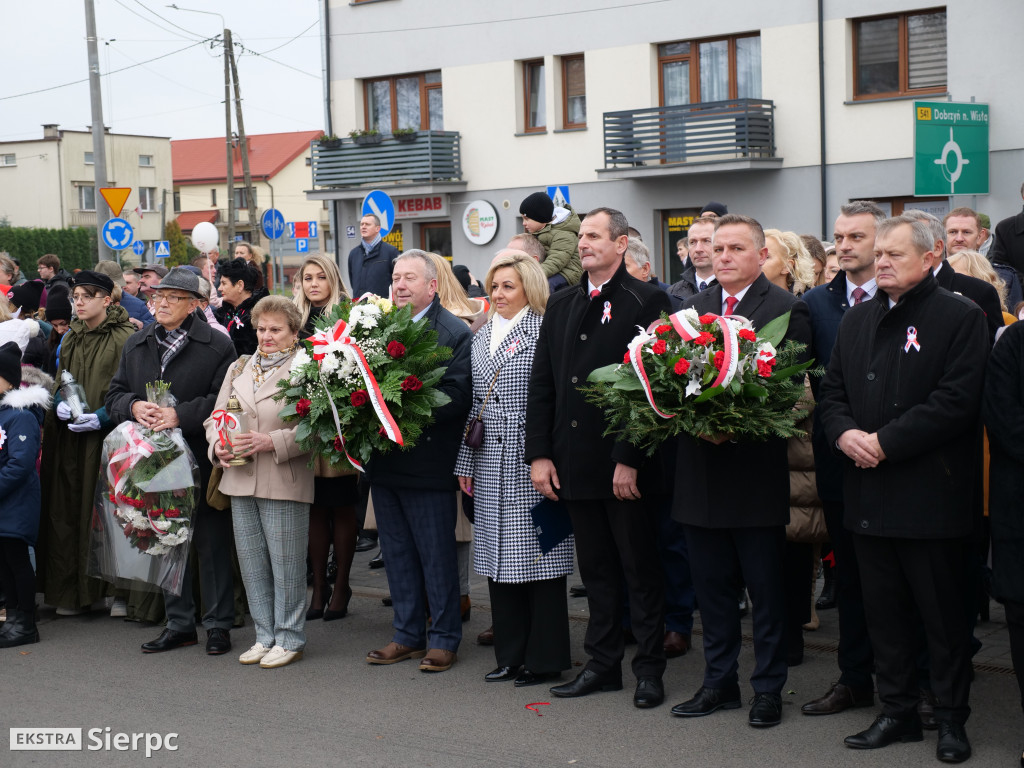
left=455, top=252, right=574, bottom=688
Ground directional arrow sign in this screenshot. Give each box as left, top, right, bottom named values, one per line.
left=100, top=187, right=132, bottom=218
left=362, top=190, right=395, bottom=236
left=101, top=218, right=134, bottom=250
left=132, top=240, right=146, bottom=257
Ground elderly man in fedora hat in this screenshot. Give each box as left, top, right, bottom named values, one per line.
left=106, top=267, right=238, bottom=655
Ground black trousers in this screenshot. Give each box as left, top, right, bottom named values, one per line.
left=565, top=498, right=665, bottom=679
left=489, top=576, right=571, bottom=674
left=1003, top=599, right=1024, bottom=713
left=0, top=537, right=35, bottom=613
left=782, top=541, right=812, bottom=656
left=685, top=524, right=787, bottom=694
left=823, top=499, right=874, bottom=691
left=855, top=534, right=972, bottom=724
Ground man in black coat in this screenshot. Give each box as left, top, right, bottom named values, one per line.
left=105, top=267, right=238, bottom=656
left=990, top=182, right=1024, bottom=284
left=800, top=201, right=885, bottom=716
left=364, top=250, right=471, bottom=674
left=525, top=207, right=670, bottom=708
left=348, top=214, right=400, bottom=297
left=817, top=215, right=987, bottom=763
left=667, top=214, right=811, bottom=729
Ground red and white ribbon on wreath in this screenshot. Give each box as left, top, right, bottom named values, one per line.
left=210, top=409, right=238, bottom=449
left=627, top=331, right=675, bottom=420
left=664, top=308, right=746, bottom=389
left=106, top=422, right=155, bottom=497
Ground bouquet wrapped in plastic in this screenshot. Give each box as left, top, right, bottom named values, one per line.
left=89, top=381, right=198, bottom=595
left=581, top=309, right=816, bottom=457
left=275, top=295, right=453, bottom=471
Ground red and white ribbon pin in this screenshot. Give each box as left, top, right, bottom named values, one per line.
left=601, top=301, right=612, bottom=324
left=904, top=326, right=921, bottom=353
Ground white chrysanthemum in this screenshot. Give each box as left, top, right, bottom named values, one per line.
left=349, top=303, right=381, bottom=330
left=682, top=308, right=701, bottom=325
left=320, top=352, right=340, bottom=374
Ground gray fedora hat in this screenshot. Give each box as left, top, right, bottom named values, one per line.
left=133, top=264, right=169, bottom=278
left=153, top=266, right=203, bottom=298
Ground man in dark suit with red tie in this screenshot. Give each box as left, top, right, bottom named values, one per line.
left=668, top=214, right=812, bottom=729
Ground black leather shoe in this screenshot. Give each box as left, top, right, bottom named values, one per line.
left=568, top=584, right=587, bottom=598
left=141, top=628, right=198, bottom=654
left=484, top=665, right=521, bottom=682
left=936, top=722, right=971, bottom=763
left=355, top=535, right=377, bottom=553
left=206, top=628, right=231, bottom=655
left=844, top=714, right=924, bottom=749
left=550, top=669, right=622, bottom=698
left=801, top=682, right=874, bottom=715
left=918, top=688, right=939, bottom=730
left=515, top=669, right=560, bottom=688
left=634, top=676, right=665, bottom=709
left=368, top=550, right=384, bottom=569
left=815, top=578, right=837, bottom=610
left=671, top=686, right=742, bottom=717
left=748, top=693, right=782, bottom=727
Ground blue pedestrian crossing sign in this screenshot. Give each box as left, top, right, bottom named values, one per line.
left=262, top=208, right=285, bottom=240
left=296, top=238, right=309, bottom=253
left=547, top=186, right=570, bottom=208
left=361, top=190, right=396, bottom=236
left=132, top=240, right=146, bottom=257
left=101, top=218, right=134, bottom=250
left=154, top=240, right=170, bottom=259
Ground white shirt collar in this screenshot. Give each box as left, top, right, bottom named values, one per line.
left=411, top=303, right=431, bottom=322
left=722, top=283, right=752, bottom=314
left=587, top=278, right=608, bottom=296
left=846, top=277, right=878, bottom=305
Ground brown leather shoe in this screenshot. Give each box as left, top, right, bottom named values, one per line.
left=366, top=642, right=426, bottom=665
left=663, top=631, right=691, bottom=658
left=419, top=649, right=457, bottom=672
left=477, top=625, right=495, bottom=646
left=801, top=682, right=874, bottom=715
left=918, top=689, right=938, bottom=730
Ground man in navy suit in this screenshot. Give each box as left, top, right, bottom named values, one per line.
left=800, top=200, right=885, bottom=716
left=668, top=214, right=811, bottom=729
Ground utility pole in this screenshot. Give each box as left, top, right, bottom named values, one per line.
left=84, top=0, right=111, bottom=262
left=228, top=43, right=259, bottom=247
left=224, top=28, right=235, bottom=246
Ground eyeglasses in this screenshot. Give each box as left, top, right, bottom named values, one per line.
left=152, top=292, right=193, bottom=305
left=71, top=293, right=102, bottom=303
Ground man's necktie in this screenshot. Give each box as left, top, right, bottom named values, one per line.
left=590, top=289, right=600, bottom=298
left=725, top=296, right=739, bottom=315
left=851, top=287, right=867, bottom=305
left=698, top=280, right=707, bottom=291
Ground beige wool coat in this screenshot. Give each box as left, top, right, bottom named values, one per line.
left=204, top=356, right=314, bottom=504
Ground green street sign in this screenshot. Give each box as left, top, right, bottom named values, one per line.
left=914, top=101, right=989, bottom=196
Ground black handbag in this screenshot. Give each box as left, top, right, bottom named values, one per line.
left=463, top=366, right=501, bottom=448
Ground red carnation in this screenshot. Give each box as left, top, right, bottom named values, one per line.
left=674, top=358, right=690, bottom=375
left=387, top=340, right=407, bottom=358
left=652, top=339, right=667, bottom=355
left=164, top=509, right=180, bottom=518
left=623, top=351, right=631, bottom=364
left=401, top=375, right=423, bottom=392
left=378, top=426, right=387, bottom=436
left=699, top=314, right=716, bottom=324
left=333, top=436, right=343, bottom=452
left=350, top=389, right=369, bottom=407
left=757, top=360, right=774, bottom=377
left=738, top=329, right=757, bottom=342
left=655, top=324, right=671, bottom=335
left=695, top=331, right=715, bottom=346
left=295, top=398, right=312, bottom=417
left=713, top=350, right=725, bottom=369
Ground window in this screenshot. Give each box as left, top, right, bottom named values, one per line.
left=79, top=185, right=95, bottom=211
left=524, top=59, right=546, bottom=132
left=658, top=34, right=761, bottom=105
left=365, top=71, right=442, bottom=133
left=84, top=151, right=94, bottom=165
left=853, top=9, right=946, bottom=98
left=1, top=154, right=15, bottom=167
left=211, top=189, right=217, bottom=206
left=234, top=187, right=255, bottom=209
left=139, top=187, right=156, bottom=211
left=173, top=191, right=181, bottom=213
left=562, top=55, right=586, bottom=128
left=139, top=154, right=153, bottom=167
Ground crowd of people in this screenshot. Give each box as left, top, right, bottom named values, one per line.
left=3, top=188, right=1024, bottom=765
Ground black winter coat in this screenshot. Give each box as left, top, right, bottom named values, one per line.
left=991, top=207, right=1024, bottom=286
left=935, top=261, right=1003, bottom=344
left=365, top=295, right=472, bottom=491
left=348, top=240, right=400, bottom=298
left=818, top=274, right=988, bottom=539
left=524, top=258, right=671, bottom=500
left=670, top=274, right=812, bottom=527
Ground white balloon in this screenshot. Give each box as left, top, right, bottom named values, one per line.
left=191, top=222, right=220, bottom=253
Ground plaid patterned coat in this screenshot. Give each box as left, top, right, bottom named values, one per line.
left=454, top=311, right=574, bottom=583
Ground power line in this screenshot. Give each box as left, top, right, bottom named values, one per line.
left=0, top=39, right=212, bottom=102
left=235, top=42, right=319, bottom=79
left=250, top=20, right=318, bottom=56
left=130, top=0, right=208, bottom=41
left=110, top=0, right=203, bottom=42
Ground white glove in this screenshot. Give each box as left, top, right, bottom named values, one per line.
left=68, top=413, right=101, bottom=433
left=56, top=401, right=73, bottom=421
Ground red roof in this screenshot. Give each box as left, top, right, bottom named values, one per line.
left=176, top=210, right=220, bottom=232
left=172, top=130, right=321, bottom=185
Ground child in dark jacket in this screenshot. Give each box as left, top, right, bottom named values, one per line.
left=519, top=192, right=583, bottom=290
left=0, top=342, right=48, bottom=647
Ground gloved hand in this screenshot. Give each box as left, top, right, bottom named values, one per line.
left=68, top=413, right=101, bottom=433
left=56, top=401, right=73, bottom=421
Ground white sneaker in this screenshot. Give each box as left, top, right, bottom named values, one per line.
left=239, top=643, right=271, bottom=665
left=259, top=645, right=303, bottom=668
left=109, top=599, right=128, bottom=618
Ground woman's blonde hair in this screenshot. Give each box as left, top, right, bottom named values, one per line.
left=234, top=241, right=265, bottom=267
left=293, top=254, right=349, bottom=329
left=948, top=249, right=1009, bottom=311
left=484, top=252, right=549, bottom=317
left=253, top=294, right=303, bottom=334
left=422, top=251, right=479, bottom=319
left=764, top=229, right=817, bottom=295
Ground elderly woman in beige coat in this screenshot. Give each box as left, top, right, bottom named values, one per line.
left=205, top=295, right=313, bottom=669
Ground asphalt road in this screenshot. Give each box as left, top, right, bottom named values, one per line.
left=4, top=587, right=1022, bottom=768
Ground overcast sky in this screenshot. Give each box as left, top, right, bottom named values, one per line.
left=1, top=0, right=323, bottom=143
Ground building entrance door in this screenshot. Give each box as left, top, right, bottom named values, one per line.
left=660, top=208, right=701, bottom=284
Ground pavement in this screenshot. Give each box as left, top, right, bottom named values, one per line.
left=4, top=545, right=1021, bottom=768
